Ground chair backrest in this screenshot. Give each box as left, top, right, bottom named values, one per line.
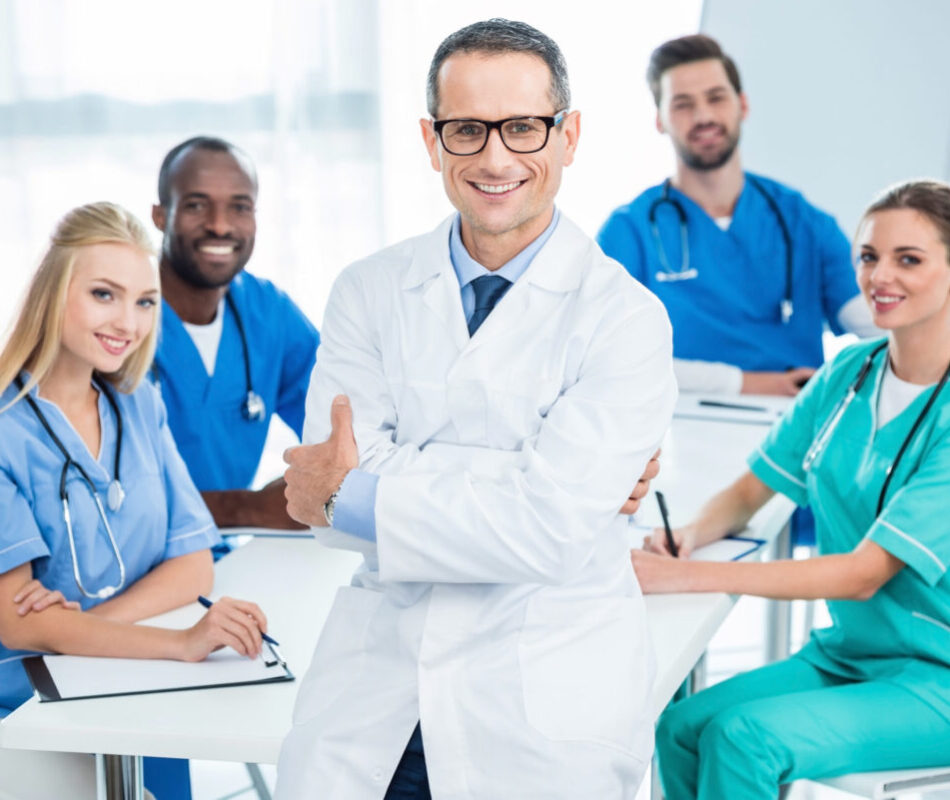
left=816, top=767, right=950, bottom=799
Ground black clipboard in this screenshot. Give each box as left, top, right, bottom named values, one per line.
left=23, top=644, right=293, bottom=703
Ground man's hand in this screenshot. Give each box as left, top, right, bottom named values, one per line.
left=283, top=395, right=359, bottom=527
left=620, top=449, right=661, bottom=514
left=741, top=367, right=815, bottom=396
left=202, top=479, right=307, bottom=530
left=13, top=579, right=80, bottom=616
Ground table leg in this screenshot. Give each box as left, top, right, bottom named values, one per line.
left=766, top=521, right=792, bottom=663
left=96, top=753, right=144, bottom=800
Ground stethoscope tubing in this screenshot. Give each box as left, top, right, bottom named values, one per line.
left=152, top=290, right=266, bottom=422
left=648, top=176, right=795, bottom=322
left=15, top=374, right=127, bottom=600
left=801, top=342, right=950, bottom=516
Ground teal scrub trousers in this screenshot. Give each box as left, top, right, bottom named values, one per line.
left=656, top=658, right=950, bottom=799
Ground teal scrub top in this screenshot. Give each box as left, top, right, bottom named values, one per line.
left=749, top=338, right=950, bottom=723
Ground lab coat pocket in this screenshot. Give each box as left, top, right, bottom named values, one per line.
left=517, top=595, right=651, bottom=756
left=292, top=585, right=383, bottom=726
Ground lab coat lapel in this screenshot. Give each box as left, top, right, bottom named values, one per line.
left=404, top=216, right=470, bottom=354
left=462, top=215, right=587, bottom=355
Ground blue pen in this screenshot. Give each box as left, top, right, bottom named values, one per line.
left=197, top=595, right=280, bottom=646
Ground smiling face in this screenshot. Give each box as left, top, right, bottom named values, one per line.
left=421, top=51, right=579, bottom=256
left=657, top=58, right=747, bottom=172
left=59, top=243, right=159, bottom=376
left=856, top=208, right=950, bottom=335
left=152, top=147, right=257, bottom=289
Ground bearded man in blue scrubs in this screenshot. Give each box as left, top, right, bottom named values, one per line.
left=598, top=34, right=878, bottom=396
left=151, top=137, right=319, bottom=529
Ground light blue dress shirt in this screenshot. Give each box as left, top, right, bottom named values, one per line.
left=333, top=209, right=561, bottom=542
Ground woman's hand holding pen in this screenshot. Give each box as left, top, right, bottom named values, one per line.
left=178, top=596, right=268, bottom=662
left=642, top=524, right=698, bottom=559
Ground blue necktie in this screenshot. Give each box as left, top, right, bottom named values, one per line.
left=468, top=275, right=511, bottom=336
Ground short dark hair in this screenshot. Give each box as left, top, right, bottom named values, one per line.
left=426, top=18, right=570, bottom=117
left=646, top=34, right=742, bottom=106
left=157, top=136, right=256, bottom=207
left=863, top=179, right=950, bottom=263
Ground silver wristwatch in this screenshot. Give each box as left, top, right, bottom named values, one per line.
left=323, top=490, right=340, bottom=527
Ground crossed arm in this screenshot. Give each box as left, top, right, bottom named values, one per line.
left=1, top=552, right=269, bottom=662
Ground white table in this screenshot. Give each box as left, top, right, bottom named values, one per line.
left=0, top=416, right=793, bottom=799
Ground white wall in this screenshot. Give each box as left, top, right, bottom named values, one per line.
left=701, top=0, right=950, bottom=238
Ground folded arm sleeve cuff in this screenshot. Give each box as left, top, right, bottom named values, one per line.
left=333, top=469, right=378, bottom=542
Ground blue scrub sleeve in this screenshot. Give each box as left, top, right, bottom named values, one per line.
left=867, top=431, right=950, bottom=587
left=816, top=211, right=861, bottom=334
left=332, top=468, right=378, bottom=542
left=747, top=361, right=836, bottom=507
left=596, top=211, right=648, bottom=281
left=153, top=396, right=221, bottom=560
left=0, top=469, right=50, bottom=574
left=275, top=295, right=320, bottom=439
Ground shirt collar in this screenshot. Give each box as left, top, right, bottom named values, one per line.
left=448, top=208, right=561, bottom=289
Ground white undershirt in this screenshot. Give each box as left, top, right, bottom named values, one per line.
left=181, top=297, right=226, bottom=377
left=713, top=216, right=732, bottom=231
left=877, top=359, right=932, bottom=430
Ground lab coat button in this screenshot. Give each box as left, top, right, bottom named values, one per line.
left=372, top=768, right=384, bottom=782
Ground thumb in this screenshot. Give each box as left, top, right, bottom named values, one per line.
left=329, top=394, right=353, bottom=439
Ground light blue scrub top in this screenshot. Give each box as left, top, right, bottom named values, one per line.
left=153, top=271, right=320, bottom=491
left=597, top=172, right=859, bottom=371
left=0, top=378, right=220, bottom=716
left=749, top=338, right=950, bottom=723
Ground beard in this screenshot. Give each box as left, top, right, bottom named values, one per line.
left=675, top=124, right=741, bottom=172
left=162, top=234, right=250, bottom=290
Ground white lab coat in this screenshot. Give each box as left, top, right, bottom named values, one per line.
left=276, top=214, right=677, bottom=799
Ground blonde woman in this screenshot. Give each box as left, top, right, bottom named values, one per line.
left=0, top=202, right=268, bottom=798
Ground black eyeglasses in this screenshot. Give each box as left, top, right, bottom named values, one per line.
left=432, top=111, right=568, bottom=156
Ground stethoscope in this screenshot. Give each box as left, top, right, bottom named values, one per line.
left=648, top=175, right=796, bottom=324
left=152, top=291, right=266, bottom=422
left=15, top=374, right=127, bottom=600
left=224, top=292, right=266, bottom=422
left=801, top=341, right=950, bottom=516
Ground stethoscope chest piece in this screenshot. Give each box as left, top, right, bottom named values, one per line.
left=107, top=480, right=125, bottom=512
left=656, top=268, right=699, bottom=282
left=243, top=390, right=266, bottom=422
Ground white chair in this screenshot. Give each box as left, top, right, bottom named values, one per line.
left=812, top=767, right=950, bottom=799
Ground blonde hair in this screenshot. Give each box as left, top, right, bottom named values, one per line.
left=0, top=202, right=159, bottom=406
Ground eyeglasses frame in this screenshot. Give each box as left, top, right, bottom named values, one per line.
left=432, top=110, right=568, bottom=156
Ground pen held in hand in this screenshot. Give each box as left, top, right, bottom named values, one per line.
left=655, top=491, right=679, bottom=558
left=197, top=595, right=280, bottom=646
